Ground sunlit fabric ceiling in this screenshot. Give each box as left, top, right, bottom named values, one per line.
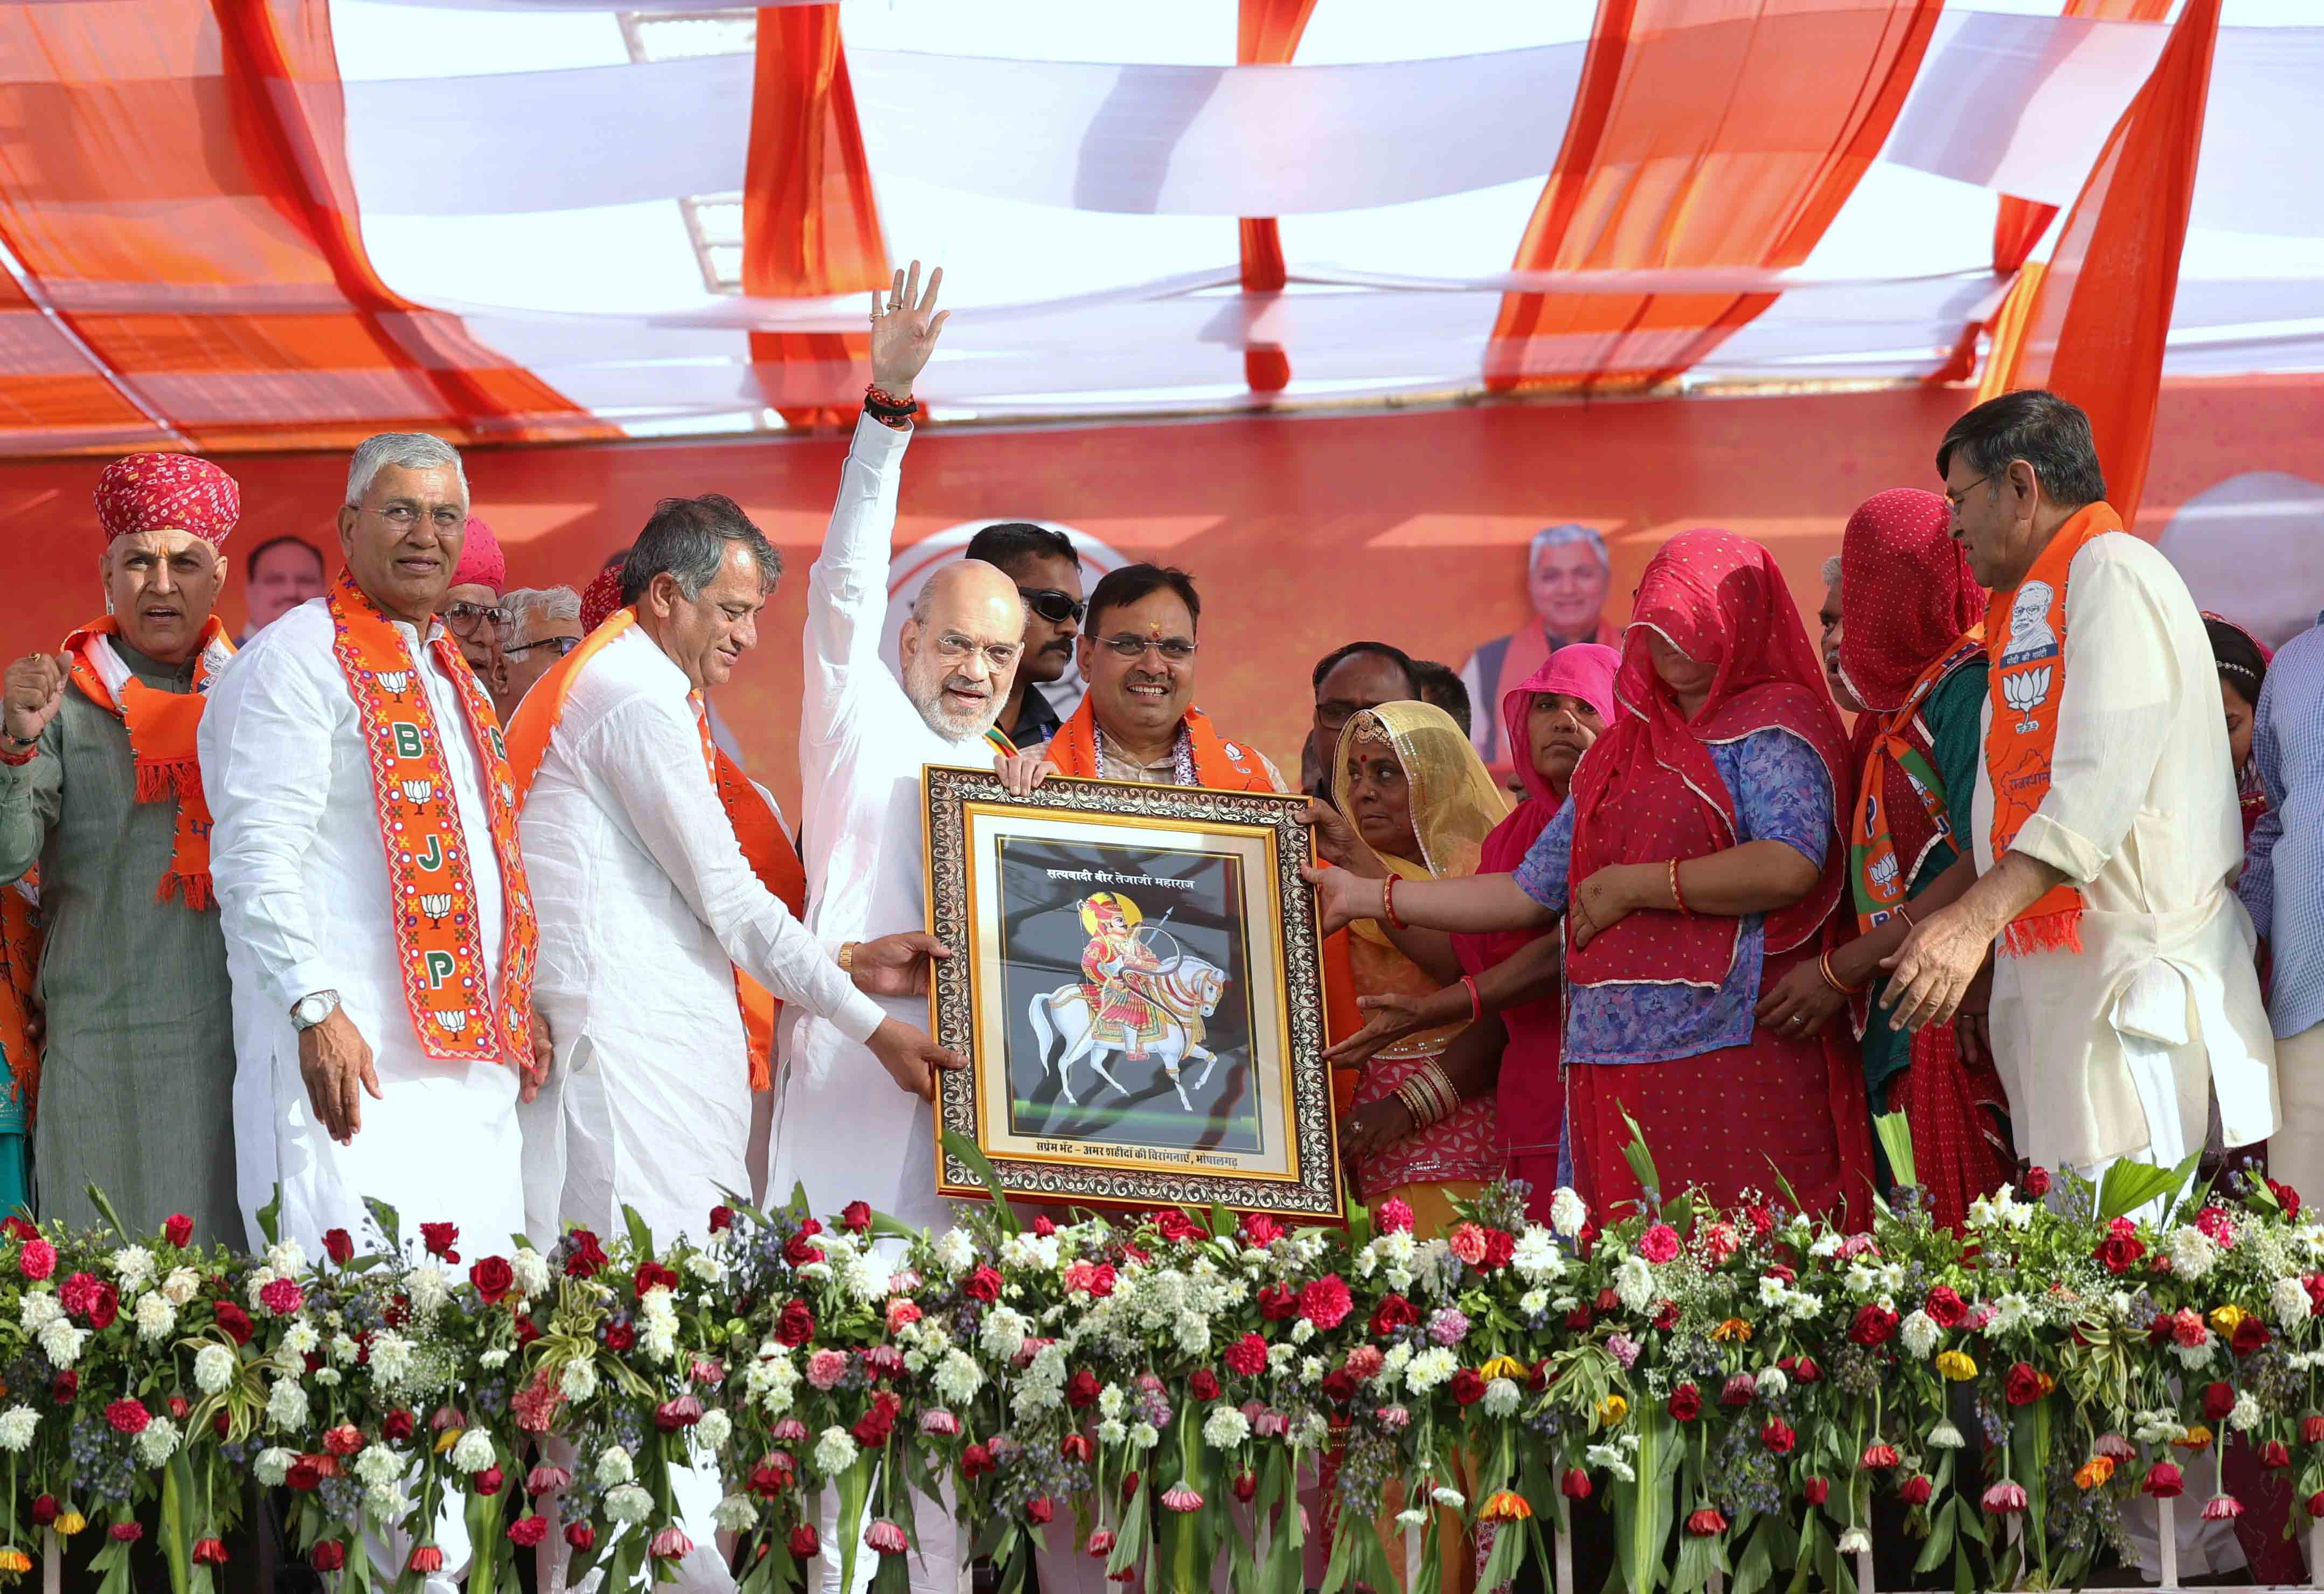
left=0, top=0, right=2318, bottom=453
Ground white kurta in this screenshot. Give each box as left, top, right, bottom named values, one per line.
left=201, top=598, right=524, bottom=1259
left=772, top=414, right=995, bottom=1238
left=1972, top=533, right=2278, bottom=1171
left=517, top=625, right=885, bottom=1249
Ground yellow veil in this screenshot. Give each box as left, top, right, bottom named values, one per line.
left=1332, top=701, right=1513, bottom=948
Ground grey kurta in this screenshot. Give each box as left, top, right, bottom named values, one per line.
left=0, top=639, right=241, bottom=1245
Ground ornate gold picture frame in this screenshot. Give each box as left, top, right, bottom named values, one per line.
left=922, top=765, right=1343, bottom=1218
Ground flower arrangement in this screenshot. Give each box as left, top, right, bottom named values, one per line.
left=1, top=1129, right=2320, bottom=1593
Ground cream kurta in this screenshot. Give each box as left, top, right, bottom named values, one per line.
left=517, top=626, right=885, bottom=1249
left=1972, top=533, right=2277, bottom=1170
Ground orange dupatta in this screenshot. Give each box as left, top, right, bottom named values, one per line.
left=504, top=609, right=804, bottom=1091
left=60, top=615, right=235, bottom=910
left=326, top=574, right=537, bottom=1065
left=1983, top=501, right=2126, bottom=957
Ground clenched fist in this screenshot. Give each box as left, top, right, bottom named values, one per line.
left=2, top=654, right=68, bottom=749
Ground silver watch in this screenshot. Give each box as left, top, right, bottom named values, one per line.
left=290, top=990, right=341, bottom=1032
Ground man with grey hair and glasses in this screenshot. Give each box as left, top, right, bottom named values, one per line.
left=1457, top=521, right=1619, bottom=771
left=201, top=431, right=551, bottom=1589
left=493, top=583, right=583, bottom=719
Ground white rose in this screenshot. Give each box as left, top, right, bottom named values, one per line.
left=161, top=1268, right=200, bottom=1307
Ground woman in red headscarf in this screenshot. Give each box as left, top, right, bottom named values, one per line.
left=1757, top=489, right=2010, bottom=1232
left=1311, top=531, right=1874, bottom=1222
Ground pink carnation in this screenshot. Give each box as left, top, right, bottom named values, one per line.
left=1375, top=1198, right=1415, bottom=1235
left=1447, top=1224, right=1489, bottom=1266
left=17, top=1239, right=54, bottom=1281
left=885, top=1298, right=922, bottom=1335
left=1298, top=1274, right=1354, bottom=1330
left=805, top=1350, right=850, bottom=1391
left=58, top=1272, right=99, bottom=1316
left=259, top=1277, right=305, bottom=1318
left=105, top=1398, right=150, bottom=1435
left=1343, top=1345, right=1384, bottom=1381
left=1638, top=1224, right=1681, bottom=1265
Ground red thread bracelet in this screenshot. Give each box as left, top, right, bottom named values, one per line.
left=1460, top=974, right=1483, bottom=1023
left=1381, top=875, right=1404, bottom=931
left=1669, top=858, right=1692, bottom=916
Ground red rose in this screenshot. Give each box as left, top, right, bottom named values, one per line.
left=163, top=1214, right=193, bottom=1248
left=563, top=1229, right=607, bottom=1278
left=322, top=1229, right=353, bottom=1265
left=1562, top=1469, right=1592, bottom=1500
left=50, top=1371, right=75, bottom=1405
left=1032, top=1216, right=1056, bottom=1237
left=1667, top=1384, right=1702, bottom=1422
left=1320, top=1369, right=1358, bottom=1404
left=750, top=1453, right=797, bottom=1496
left=1060, top=1433, right=1094, bottom=1464
left=2148, top=1312, right=2177, bottom=1346
left=309, top=1542, right=345, bottom=1572
left=1025, top=1496, right=1053, bottom=1526
left=469, top=1256, right=515, bottom=1304
left=2262, top=1441, right=2293, bottom=1470
left=285, top=1460, right=320, bottom=1492
left=1481, top=1229, right=1516, bottom=1270
left=1239, top=1213, right=1283, bottom=1247
left=1225, top=1333, right=1268, bottom=1377
left=707, top=1205, right=735, bottom=1234
left=1066, top=1370, right=1102, bottom=1409
left=2234, top=1316, right=2272, bottom=1356
left=2306, top=1276, right=2324, bottom=1317
left=1761, top=1420, right=1796, bottom=1456
left=1256, top=1283, right=1299, bottom=1322
left=962, top=1444, right=996, bottom=1479
left=1900, top=1474, right=1934, bottom=1507
left=1923, top=1286, right=1967, bottom=1328
left=1849, top=1305, right=1899, bottom=1346
left=419, top=1222, right=460, bottom=1263
left=775, top=1299, right=816, bottom=1348
left=787, top=1526, right=820, bottom=1559
left=2304, top=1413, right=2324, bottom=1446
left=1233, top=1472, right=1258, bottom=1503
left=603, top=1320, right=636, bottom=1353
left=851, top=1397, right=897, bottom=1449
left=86, top=1282, right=118, bottom=1331
left=565, top=1524, right=596, bottom=1552
left=475, top=1467, right=505, bottom=1497
left=383, top=1409, right=416, bottom=1443
left=30, top=1498, right=55, bottom=1528
left=962, top=1266, right=1003, bottom=1305
left=508, top=1516, right=549, bottom=1548
left=2202, top=1381, right=2237, bottom=1422
left=2309, top=1491, right=2324, bottom=1521
left=1564, top=1305, right=1594, bottom=1332
left=2143, top=1463, right=2184, bottom=1499
left=1789, top=1357, right=1821, bottom=1385
left=633, top=1260, right=680, bottom=1299
left=1449, top=1369, right=1487, bottom=1406
left=1153, top=1209, right=1199, bottom=1244
left=515, top=1316, right=541, bottom=1348
left=2004, top=1363, right=2046, bottom=1407
left=1299, top=1275, right=1354, bottom=1330
left=2270, top=1179, right=2302, bottom=1220
left=213, top=1302, right=253, bottom=1347
left=783, top=1232, right=824, bottom=1268
left=1653, top=1301, right=1680, bottom=1332
left=1370, top=1294, right=1418, bottom=1337
left=2095, top=1233, right=2148, bottom=1274
left=841, top=1201, right=873, bottom=1235
left=1188, top=1370, right=1220, bottom=1402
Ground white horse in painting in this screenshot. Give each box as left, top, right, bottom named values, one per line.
left=1028, top=957, right=1231, bottom=1111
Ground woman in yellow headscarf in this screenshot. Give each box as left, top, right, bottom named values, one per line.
left=1319, top=701, right=1511, bottom=1231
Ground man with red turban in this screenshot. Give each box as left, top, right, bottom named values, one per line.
left=441, top=512, right=509, bottom=706
left=0, top=452, right=246, bottom=1245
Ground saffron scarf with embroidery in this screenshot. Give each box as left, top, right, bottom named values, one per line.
left=1982, top=501, right=2125, bottom=958
left=60, top=615, right=235, bottom=910
left=1045, top=697, right=1274, bottom=791
left=327, top=573, right=537, bottom=1064
left=506, top=609, right=806, bottom=1091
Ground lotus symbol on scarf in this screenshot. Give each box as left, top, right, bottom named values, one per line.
left=374, top=670, right=411, bottom=699
left=2002, top=664, right=2053, bottom=732
left=1866, top=852, right=1898, bottom=894
left=400, top=779, right=435, bottom=808
left=435, top=1008, right=471, bottom=1035
left=420, top=893, right=453, bottom=924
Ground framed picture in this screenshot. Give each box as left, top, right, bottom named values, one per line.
left=922, top=765, right=1343, bottom=1218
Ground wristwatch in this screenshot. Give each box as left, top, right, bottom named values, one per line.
left=290, top=990, right=341, bottom=1032
left=837, top=942, right=859, bottom=974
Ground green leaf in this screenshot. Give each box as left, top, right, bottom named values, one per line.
left=1731, top=1515, right=1778, bottom=1594
left=834, top=1454, right=873, bottom=1594
left=1872, top=1112, right=1917, bottom=1189
left=362, top=1196, right=402, bottom=1253
left=160, top=1452, right=192, bottom=1594
left=2096, top=1151, right=2200, bottom=1225
left=621, top=1202, right=657, bottom=1262
left=1610, top=1409, right=1679, bottom=1594
left=1914, top=1498, right=1957, bottom=1573
left=939, top=1127, right=1022, bottom=1235
left=254, top=1188, right=283, bottom=1248
left=1620, top=1108, right=1662, bottom=1206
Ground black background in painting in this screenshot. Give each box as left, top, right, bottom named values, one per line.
left=995, top=836, right=1263, bottom=1153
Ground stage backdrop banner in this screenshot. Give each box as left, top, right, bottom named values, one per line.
left=3, top=376, right=2318, bottom=818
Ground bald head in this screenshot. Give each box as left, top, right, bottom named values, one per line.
left=900, top=559, right=1026, bottom=740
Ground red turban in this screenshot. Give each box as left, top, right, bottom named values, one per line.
left=93, top=453, right=239, bottom=546
left=453, top=515, right=505, bottom=594
left=579, top=566, right=623, bottom=633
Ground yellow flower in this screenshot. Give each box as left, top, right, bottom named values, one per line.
left=2208, top=1304, right=2248, bottom=1336
left=2075, top=1457, right=2115, bottom=1491
left=0, top=1548, right=29, bottom=1574
left=1597, top=1394, right=1628, bottom=1426
left=53, top=1512, right=85, bottom=1538
left=434, top=1427, right=462, bottom=1456
left=1478, top=1355, right=1529, bottom=1383
left=1479, top=1491, right=1534, bottom=1523
left=1711, top=1318, right=1753, bottom=1343
left=2174, top=1425, right=2215, bottom=1452
left=1934, top=1351, right=1978, bottom=1382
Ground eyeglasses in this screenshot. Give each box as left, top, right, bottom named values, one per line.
left=442, top=600, right=511, bottom=636
left=935, top=634, right=1021, bottom=670
left=361, top=504, right=465, bottom=532
left=1944, top=469, right=2000, bottom=515
left=1097, top=634, right=1197, bottom=663
left=503, top=634, right=581, bottom=660
left=1018, top=587, right=1085, bottom=626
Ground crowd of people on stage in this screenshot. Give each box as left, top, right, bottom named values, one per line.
left=1, top=260, right=2320, bottom=1589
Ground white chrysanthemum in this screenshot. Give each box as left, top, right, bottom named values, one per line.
left=2168, top=1226, right=2220, bottom=1283
left=18, top=1294, right=60, bottom=1333
left=479, top=1349, right=510, bottom=1370
left=281, top=1319, right=321, bottom=1357
left=1926, top=1419, right=1965, bottom=1450
left=1177, top=1311, right=1213, bottom=1355
left=2170, top=1334, right=2217, bottom=1370
left=2229, top=1391, right=2263, bottom=1432
left=1289, top=1319, right=1314, bottom=1346
left=253, top=1447, right=295, bottom=1487
left=265, top=1239, right=308, bottom=1278
left=243, top=1267, right=278, bottom=1308
left=1396, top=1508, right=1427, bottom=1528
left=510, top=1249, right=550, bottom=1299
left=560, top=1358, right=601, bottom=1402
left=932, top=1228, right=976, bottom=1276
left=1431, top=1487, right=1466, bottom=1510
left=135, top=1416, right=181, bottom=1468
left=712, top=1494, right=758, bottom=1534
left=450, top=1429, right=496, bottom=1473
left=594, top=1446, right=635, bottom=1486
left=1510, top=1228, right=1564, bottom=1284
left=315, top=1368, right=343, bottom=1388
left=1268, top=1342, right=1298, bottom=1372
left=686, top=1251, right=726, bottom=1284
left=134, top=1292, right=177, bottom=1343
left=1837, top=1528, right=1872, bottom=1556
left=193, top=1343, right=238, bottom=1396
left=1353, top=1246, right=1379, bottom=1280
left=1756, top=1367, right=1789, bottom=1401
left=265, top=1378, right=309, bottom=1431
left=1096, top=1383, right=1126, bottom=1420
left=1549, top=1188, right=1587, bottom=1239
left=1128, top=1422, right=1160, bottom=1451
left=1300, top=1357, right=1324, bottom=1387
left=604, top=1485, right=654, bottom=1525
left=368, top=1331, right=416, bottom=1386
left=1520, top=1288, right=1550, bottom=1317
left=1584, top=1444, right=1636, bottom=1484
left=405, top=1264, right=451, bottom=1320
left=364, top=1484, right=416, bottom=1524
left=1092, top=1416, right=1126, bottom=1446
left=813, top=1426, right=858, bottom=1475
left=1987, top=1294, right=2034, bottom=1335
left=161, top=1267, right=200, bottom=1307
left=0, top=1407, right=38, bottom=1453
left=1759, top=1273, right=1791, bottom=1307
left=1482, top=1378, right=1522, bottom=1419
left=979, top=1306, right=1030, bottom=1362
left=352, top=1445, right=405, bottom=1486
left=1808, top=1232, right=1844, bottom=1258
left=2274, top=1276, right=2314, bottom=1332
left=1405, top=1347, right=1459, bottom=1395
left=1899, top=1309, right=1939, bottom=1360
left=37, top=1319, right=86, bottom=1369
left=695, top=1409, right=733, bottom=1451
left=1614, top=1255, right=1656, bottom=1315
left=109, top=1245, right=157, bottom=1296
left=932, top=1349, right=985, bottom=1406
left=330, top=1333, right=360, bottom=1365
left=1002, top=1231, right=1060, bottom=1272
left=1203, top=1407, right=1251, bottom=1449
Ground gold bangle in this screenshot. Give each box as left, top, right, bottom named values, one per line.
left=1422, top=1059, right=1461, bottom=1120
left=838, top=941, right=858, bottom=973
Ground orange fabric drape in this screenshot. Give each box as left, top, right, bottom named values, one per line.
left=1978, top=0, right=2219, bottom=530
left=1486, top=0, right=1942, bottom=396
left=0, top=0, right=606, bottom=452
left=741, top=5, right=891, bottom=429
left=1236, top=0, right=1320, bottom=396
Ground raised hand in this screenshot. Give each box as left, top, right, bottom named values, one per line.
left=868, top=260, right=949, bottom=397
left=2, top=653, right=68, bottom=748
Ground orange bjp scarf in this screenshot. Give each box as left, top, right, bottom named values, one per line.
left=1982, top=501, right=2126, bottom=957
left=327, top=573, right=537, bottom=1065
left=1045, top=697, right=1273, bottom=791
left=59, top=615, right=234, bottom=911
left=504, top=609, right=806, bottom=1091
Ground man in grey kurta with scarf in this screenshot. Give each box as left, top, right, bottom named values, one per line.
left=0, top=453, right=245, bottom=1245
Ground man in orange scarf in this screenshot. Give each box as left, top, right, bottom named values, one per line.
left=1884, top=391, right=2275, bottom=1227
left=0, top=453, right=244, bottom=1244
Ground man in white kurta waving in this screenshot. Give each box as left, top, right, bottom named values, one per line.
left=203, top=432, right=548, bottom=1263
left=773, top=261, right=1024, bottom=1594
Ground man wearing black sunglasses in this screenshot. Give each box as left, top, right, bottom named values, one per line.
left=965, top=521, right=1083, bottom=750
